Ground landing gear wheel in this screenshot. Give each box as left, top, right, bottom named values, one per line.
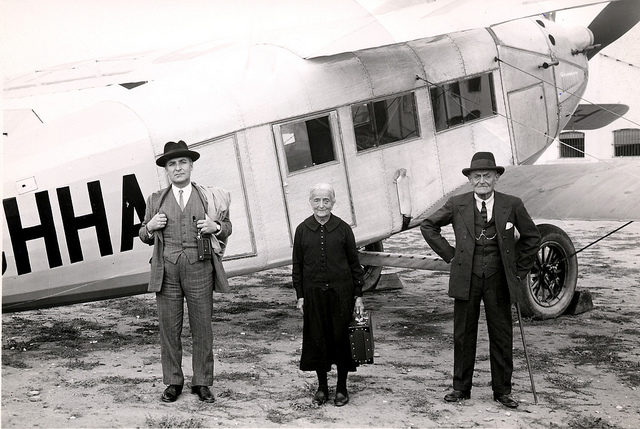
left=520, top=224, right=578, bottom=319
left=361, top=241, right=383, bottom=293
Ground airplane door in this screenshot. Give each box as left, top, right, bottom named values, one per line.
left=187, top=135, right=256, bottom=259
left=507, top=83, right=550, bottom=163
left=273, top=111, right=354, bottom=239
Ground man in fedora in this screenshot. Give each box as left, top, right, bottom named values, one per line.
left=420, top=151, right=540, bottom=408
left=139, top=140, right=232, bottom=404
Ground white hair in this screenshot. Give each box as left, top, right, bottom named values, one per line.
left=309, top=183, right=336, bottom=201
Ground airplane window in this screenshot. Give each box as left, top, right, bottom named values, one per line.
left=613, top=128, right=640, bottom=156
left=430, top=72, right=497, bottom=132
left=559, top=131, right=585, bottom=158
left=282, top=115, right=336, bottom=172
left=351, top=93, right=419, bottom=151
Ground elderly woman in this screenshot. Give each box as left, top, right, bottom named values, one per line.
left=292, top=183, right=365, bottom=407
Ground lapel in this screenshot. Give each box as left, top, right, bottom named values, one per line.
left=493, top=192, right=511, bottom=233
left=153, top=186, right=172, bottom=244
left=458, top=193, right=476, bottom=236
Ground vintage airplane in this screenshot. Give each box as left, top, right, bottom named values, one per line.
left=2, top=0, right=640, bottom=319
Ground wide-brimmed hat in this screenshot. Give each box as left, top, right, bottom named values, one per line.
left=155, top=140, right=200, bottom=166
left=462, top=151, right=505, bottom=176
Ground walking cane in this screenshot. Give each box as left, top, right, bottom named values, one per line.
left=515, top=302, right=538, bottom=405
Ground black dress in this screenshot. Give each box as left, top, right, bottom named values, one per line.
left=292, top=214, right=364, bottom=372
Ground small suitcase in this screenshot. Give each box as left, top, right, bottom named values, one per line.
left=348, top=311, right=374, bottom=364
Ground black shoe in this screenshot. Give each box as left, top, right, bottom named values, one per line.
left=493, top=393, right=518, bottom=409
left=444, top=390, right=470, bottom=402
left=334, top=390, right=349, bottom=407
left=161, top=385, right=183, bottom=403
left=312, top=388, right=329, bottom=405
left=191, top=385, right=216, bottom=403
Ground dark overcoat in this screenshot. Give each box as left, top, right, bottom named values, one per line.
left=420, top=191, right=540, bottom=303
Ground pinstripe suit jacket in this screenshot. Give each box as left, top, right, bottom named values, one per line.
left=139, top=183, right=232, bottom=293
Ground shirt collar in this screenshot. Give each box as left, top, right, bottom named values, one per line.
left=172, top=183, right=192, bottom=203
left=474, top=191, right=495, bottom=218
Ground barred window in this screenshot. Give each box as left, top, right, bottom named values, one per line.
left=559, top=131, right=585, bottom=158
left=351, top=93, right=419, bottom=151
left=430, top=73, right=497, bottom=132
left=613, top=129, right=640, bottom=157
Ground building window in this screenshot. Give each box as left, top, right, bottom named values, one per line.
left=559, top=131, right=585, bottom=158
left=613, top=129, right=640, bottom=157
left=281, top=115, right=336, bottom=172
left=351, top=93, right=419, bottom=151
left=430, top=73, right=497, bottom=132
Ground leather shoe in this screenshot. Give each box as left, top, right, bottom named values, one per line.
left=312, top=388, right=329, bottom=405
left=191, top=385, right=216, bottom=403
left=334, top=391, right=349, bottom=407
left=493, top=393, right=518, bottom=409
left=444, top=390, right=470, bottom=402
left=161, top=385, right=182, bottom=403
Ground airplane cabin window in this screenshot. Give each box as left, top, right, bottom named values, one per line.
left=282, top=115, right=336, bottom=172
left=613, top=128, right=640, bottom=156
left=430, top=72, right=497, bottom=132
left=351, top=93, right=419, bottom=151
left=559, top=131, right=585, bottom=157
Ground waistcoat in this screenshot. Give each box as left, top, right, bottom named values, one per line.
left=472, top=205, right=501, bottom=277
left=161, top=187, right=206, bottom=264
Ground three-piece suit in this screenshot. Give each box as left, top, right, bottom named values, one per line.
left=140, top=182, right=231, bottom=386
left=421, top=191, right=539, bottom=394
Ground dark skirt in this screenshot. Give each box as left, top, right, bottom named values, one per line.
left=300, top=285, right=357, bottom=372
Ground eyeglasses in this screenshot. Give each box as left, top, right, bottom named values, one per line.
left=475, top=229, right=497, bottom=241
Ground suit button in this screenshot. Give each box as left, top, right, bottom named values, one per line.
left=506, top=250, right=510, bottom=254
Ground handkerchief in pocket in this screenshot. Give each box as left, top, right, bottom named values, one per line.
left=505, top=222, right=513, bottom=230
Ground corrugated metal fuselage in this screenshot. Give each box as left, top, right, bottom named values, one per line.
left=1, top=17, right=592, bottom=311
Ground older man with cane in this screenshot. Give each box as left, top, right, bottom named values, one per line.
left=421, top=152, right=540, bottom=408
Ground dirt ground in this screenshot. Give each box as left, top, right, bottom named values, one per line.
left=2, top=220, right=639, bottom=428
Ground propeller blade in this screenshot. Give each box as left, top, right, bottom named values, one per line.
left=587, top=0, right=640, bottom=59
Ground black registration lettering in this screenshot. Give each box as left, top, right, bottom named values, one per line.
left=3, top=191, right=63, bottom=275
left=57, top=181, right=113, bottom=263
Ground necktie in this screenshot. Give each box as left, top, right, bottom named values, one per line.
left=481, top=201, right=487, bottom=224
left=179, top=190, right=184, bottom=211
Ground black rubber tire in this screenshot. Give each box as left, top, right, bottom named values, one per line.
left=361, top=241, right=384, bottom=293
left=519, top=224, right=578, bottom=319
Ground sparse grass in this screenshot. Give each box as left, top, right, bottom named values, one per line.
left=145, top=414, right=204, bottom=428
left=561, top=334, right=625, bottom=366
left=1, top=352, right=31, bottom=368
left=100, top=375, right=153, bottom=385
left=513, top=349, right=558, bottom=372
left=214, top=371, right=260, bottom=381
left=266, top=408, right=290, bottom=424
left=64, top=358, right=101, bottom=370
left=104, top=296, right=157, bottom=318
left=544, top=373, right=592, bottom=393
left=565, top=415, right=623, bottom=429
left=216, top=344, right=272, bottom=362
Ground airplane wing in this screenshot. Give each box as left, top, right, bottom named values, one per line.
left=414, top=160, right=640, bottom=224
left=3, top=0, right=610, bottom=98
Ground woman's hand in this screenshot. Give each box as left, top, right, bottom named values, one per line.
left=296, top=298, right=304, bottom=316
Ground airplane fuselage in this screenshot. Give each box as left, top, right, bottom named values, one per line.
left=2, top=17, right=592, bottom=311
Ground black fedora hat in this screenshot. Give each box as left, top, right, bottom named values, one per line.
left=155, top=140, right=200, bottom=166
left=462, top=151, right=505, bottom=176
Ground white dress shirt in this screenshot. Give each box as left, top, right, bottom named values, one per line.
left=172, top=183, right=193, bottom=207
left=474, top=191, right=495, bottom=222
